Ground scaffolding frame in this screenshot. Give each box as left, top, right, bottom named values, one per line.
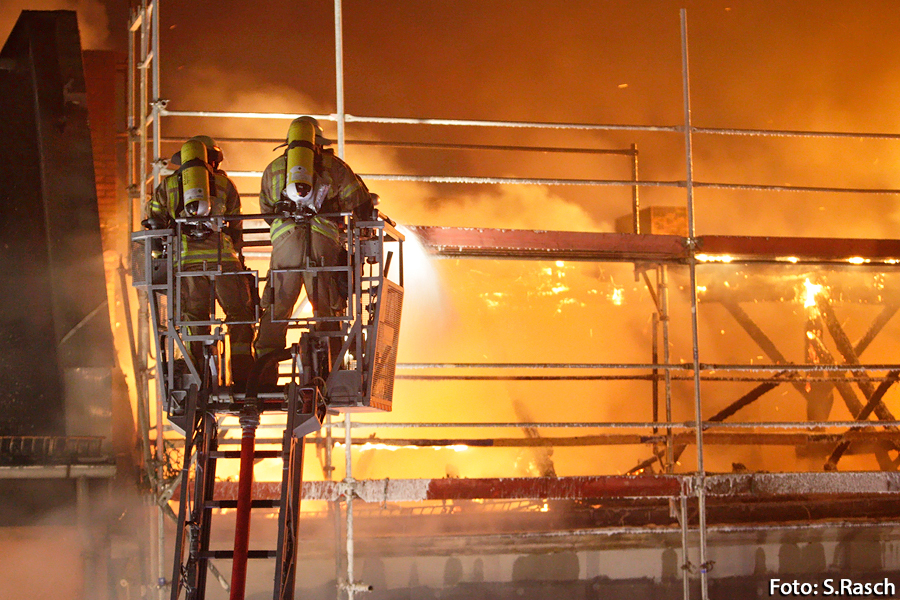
left=126, top=4, right=900, bottom=600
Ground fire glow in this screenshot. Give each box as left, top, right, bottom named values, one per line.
left=479, top=291, right=506, bottom=309
left=609, top=287, right=625, bottom=305
left=801, top=278, right=823, bottom=309
left=696, top=254, right=734, bottom=263
left=335, top=442, right=470, bottom=453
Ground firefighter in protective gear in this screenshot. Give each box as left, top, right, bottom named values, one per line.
left=145, top=135, right=255, bottom=389
left=254, top=116, right=375, bottom=385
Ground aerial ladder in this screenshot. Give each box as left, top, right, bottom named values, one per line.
left=131, top=207, right=404, bottom=600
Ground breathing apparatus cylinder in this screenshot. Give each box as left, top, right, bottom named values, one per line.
left=180, top=138, right=212, bottom=218
left=179, top=138, right=214, bottom=239
left=284, top=118, right=316, bottom=210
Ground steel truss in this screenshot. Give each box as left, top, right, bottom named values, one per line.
left=127, top=4, right=900, bottom=600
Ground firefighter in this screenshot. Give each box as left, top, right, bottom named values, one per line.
left=145, top=135, right=255, bottom=390
left=255, top=116, right=375, bottom=385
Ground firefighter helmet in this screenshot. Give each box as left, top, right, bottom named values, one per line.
left=188, top=135, right=224, bottom=167
left=292, top=116, right=333, bottom=146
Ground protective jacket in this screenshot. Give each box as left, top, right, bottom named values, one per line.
left=254, top=149, right=372, bottom=372
left=259, top=149, right=372, bottom=243
left=147, top=171, right=243, bottom=268
left=146, top=169, right=254, bottom=386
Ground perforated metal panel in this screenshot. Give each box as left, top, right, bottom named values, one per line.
left=131, top=238, right=167, bottom=287
left=370, top=280, right=403, bottom=411
left=131, top=239, right=148, bottom=286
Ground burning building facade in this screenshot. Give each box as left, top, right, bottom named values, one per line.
left=2, top=2, right=893, bottom=599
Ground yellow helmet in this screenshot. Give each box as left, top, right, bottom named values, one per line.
left=188, top=135, right=224, bottom=166
left=290, top=116, right=333, bottom=146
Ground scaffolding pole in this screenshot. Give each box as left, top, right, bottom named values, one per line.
left=680, top=10, right=709, bottom=599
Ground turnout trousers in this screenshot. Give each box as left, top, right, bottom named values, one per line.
left=180, top=260, right=255, bottom=386
left=255, top=223, right=344, bottom=366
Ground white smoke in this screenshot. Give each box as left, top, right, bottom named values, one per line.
left=342, top=141, right=609, bottom=232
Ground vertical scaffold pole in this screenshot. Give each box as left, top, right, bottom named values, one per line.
left=680, top=494, right=691, bottom=600
left=631, top=143, right=640, bottom=234
left=344, top=412, right=356, bottom=600
left=660, top=266, right=673, bottom=472
left=680, top=9, right=710, bottom=600
left=146, top=4, right=170, bottom=598
left=334, top=2, right=358, bottom=597
left=334, top=0, right=346, bottom=159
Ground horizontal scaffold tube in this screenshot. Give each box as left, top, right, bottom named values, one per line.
left=208, top=472, right=900, bottom=503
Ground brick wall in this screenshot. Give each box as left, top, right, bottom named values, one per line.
left=82, top=50, right=125, bottom=254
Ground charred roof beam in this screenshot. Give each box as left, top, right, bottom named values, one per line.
left=724, top=298, right=897, bottom=467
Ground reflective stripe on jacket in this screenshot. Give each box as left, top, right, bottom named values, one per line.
left=259, top=151, right=369, bottom=243
left=146, top=171, right=243, bottom=267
